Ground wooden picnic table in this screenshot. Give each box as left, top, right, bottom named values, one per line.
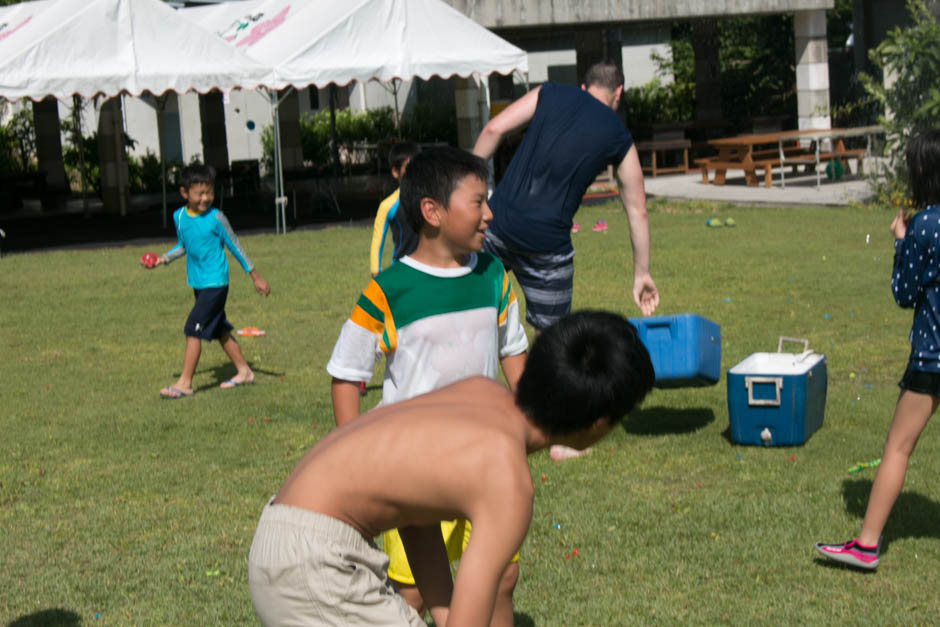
left=699, top=126, right=884, bottom=188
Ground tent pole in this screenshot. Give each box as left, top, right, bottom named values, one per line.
left=156, top=94, right=167, bottom=229
left=269, top=89, right=283, bottom=234
left=329, top=84, right=340, bottom=177
left=392, top=78, right=401, bottom=131
left=276, top=88, right=293, bottom=233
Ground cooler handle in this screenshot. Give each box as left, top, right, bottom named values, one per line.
left=644, top=318, right=676, bottom=338
left=777, top=336, right=809, bottom=353
left=745, top=376, right=782, bottom=407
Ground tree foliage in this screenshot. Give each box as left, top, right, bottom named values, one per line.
left=859, top=0, right=940, bottom=203
left=624, top=14, right=797, bottom=126
left=0, top=105, right=36, bottom=172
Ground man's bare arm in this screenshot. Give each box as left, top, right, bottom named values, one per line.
left=398, top=524, right=453, bottom=627
left=615, top=146, right=659, bottom=316
left=472, top=86, right=542, bottom=160
left=330, top=378, right=361, bottom=427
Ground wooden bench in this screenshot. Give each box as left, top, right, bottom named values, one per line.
left=635, top=138, right=691, bottom=177
left=697, top=157, right=782, bottom=187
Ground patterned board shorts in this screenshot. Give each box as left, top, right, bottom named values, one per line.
left=483, top=230, right=575, bottom=331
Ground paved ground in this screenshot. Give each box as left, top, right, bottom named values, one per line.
left=0, top=164, right=876, bottom=255
left=643, top=166, right=875, bottom=207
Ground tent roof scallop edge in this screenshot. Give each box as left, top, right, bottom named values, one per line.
left=184, top=0, right=527, bottom=90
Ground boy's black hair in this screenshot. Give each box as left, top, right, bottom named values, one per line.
left=907, top=130, right=940, bottom=209
left=399, top=146, right=489, bottom=234
left=180, top=163, right=216, bottom=189
left=389, top=140, right=421, bottom=173
left=515, top=310, right=654, bottom=436
left=584, top=60, right=624, bottom=91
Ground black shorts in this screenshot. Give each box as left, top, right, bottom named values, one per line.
left=185, top=286, right=233, bottom=340
left=898, top=367, right=940, bottom=398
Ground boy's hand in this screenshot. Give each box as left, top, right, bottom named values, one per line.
left=253, top=275, right=271, bottom=296
left=890, top=209, right=909, bottom=240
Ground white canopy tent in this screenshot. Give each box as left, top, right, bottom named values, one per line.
left=0, top=0, right=276, bottom=223
left=0, top=0, right=274, bottom=101
left=184, top=0, right=528, bottom=232
left=185, top=0, right=527, bottom=88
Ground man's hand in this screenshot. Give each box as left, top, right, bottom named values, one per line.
left=890, top=208, right=909, bottom=240
left=633, top=273, right=659, bottom=317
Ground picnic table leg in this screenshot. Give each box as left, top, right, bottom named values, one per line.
left=763, top=166, right=773, bottom=188
left=701, top=164, right=710, bottom=184
left=714, top=169, right=727, bottom=185
left=743, top=168, right=758, bottom=186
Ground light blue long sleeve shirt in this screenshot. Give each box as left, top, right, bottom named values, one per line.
left=164, top=207, right=254, bottom=289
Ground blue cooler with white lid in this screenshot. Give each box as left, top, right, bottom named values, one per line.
left=727, top=336, right=827, bottom=446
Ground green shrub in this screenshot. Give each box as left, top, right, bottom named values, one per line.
left=127, top=149, right=167, bottom=194
left=0, top=106, right=37, bottom=173
left=262, top=103, right=457, bottom=175
left=859, top=0, right=940, bottom=206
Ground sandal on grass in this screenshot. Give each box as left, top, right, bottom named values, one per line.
left=160, top=386, right=193, bottom=399
left=220, top=373, right=255, bottom=389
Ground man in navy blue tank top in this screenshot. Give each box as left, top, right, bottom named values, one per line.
left=473, top=60, right=658, bottom=333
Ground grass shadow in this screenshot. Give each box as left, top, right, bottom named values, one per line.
left=513, top=611, right=535, bottom=626
left=622, top=406, right=715, bottom=436
left=841, top=478, right=940, bottom=550
left=170, top=362, right=286, bottom=393
left=8, top=609, right=81, bottom=626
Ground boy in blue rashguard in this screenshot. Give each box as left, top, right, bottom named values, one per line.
left=148, top=164, right=270, bottom=399
left=368, top=140, right=422, bottom=277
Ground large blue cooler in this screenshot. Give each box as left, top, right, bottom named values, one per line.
left=629, top=314, right=721, bottom=388
left=727, top=337, right=827, bottom=446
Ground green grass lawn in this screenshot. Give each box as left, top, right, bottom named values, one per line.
left=2, top=199, right=939, bottom=625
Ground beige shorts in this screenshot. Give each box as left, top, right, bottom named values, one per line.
left=248, top=500, right=425, bottom=626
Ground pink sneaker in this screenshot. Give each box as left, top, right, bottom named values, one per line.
left=814, top=538, right=880, bottom=570
left=592, top=220, right=608, bottom=232
left=571, top=223, right=580, bottom=233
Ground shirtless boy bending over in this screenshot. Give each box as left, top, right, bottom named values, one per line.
left=248, top=310, right=654, bottom=626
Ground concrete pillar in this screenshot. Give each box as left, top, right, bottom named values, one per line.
left=157, top=92, right=183, bottom=164
left=455, top=76, right=487, bottom=150
left=692, top=19, right=722, bottom=121
left=199, top=91, right=229, bottom=172
left=794, top=10, right=831, bottom=131
left=32, top=97, right=68, bottom=194
left=276, top=88, right=304, bottom=171
left=97, top=97, right=130, bottom=216
left=575, top=28, right=606, bottom=87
